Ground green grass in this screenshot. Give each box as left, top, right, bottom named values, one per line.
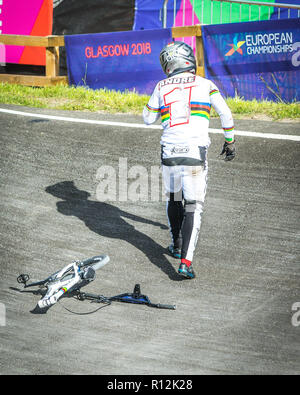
left=0, top=83, right=299, bottom=121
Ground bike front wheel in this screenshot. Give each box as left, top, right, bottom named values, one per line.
left=79, top=255, right=110, bottom=271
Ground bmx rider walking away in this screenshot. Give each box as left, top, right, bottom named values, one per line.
left=143, top=41, right=236, bottom=279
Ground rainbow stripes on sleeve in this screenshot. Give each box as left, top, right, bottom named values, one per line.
left=209, top=89, right=219, bottom=96
left=145, top=103, right=160, bottom=113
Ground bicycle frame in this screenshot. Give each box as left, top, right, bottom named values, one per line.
left=17, top=255, right=176, bottom=311
left=18, top=260, right=97, bottom=309
left=38, top=262, right=81, bottom=308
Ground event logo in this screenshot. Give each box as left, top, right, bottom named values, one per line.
left=246, top=32, right=294, bottom=55
left=225, top=36, right=245, bottom=57
left=224, top=32, right=295, bottom=58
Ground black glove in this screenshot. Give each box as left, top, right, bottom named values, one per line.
left=220, top=141, right=236, bottom=161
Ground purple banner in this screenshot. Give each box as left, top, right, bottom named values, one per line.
left=202, top=19, right=300, bottom=102
left=65, top=28, right=172, bottom=95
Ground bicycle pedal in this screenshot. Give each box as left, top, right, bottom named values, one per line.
left=17, top=274, right=30, bottom=285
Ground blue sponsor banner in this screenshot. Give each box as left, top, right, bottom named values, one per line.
left=65, top=29, right=172, bottom=95
left=202, top=19, right=300, bottom=102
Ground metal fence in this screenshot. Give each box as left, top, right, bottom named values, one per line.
left=162, top=0, right=300, bottom=27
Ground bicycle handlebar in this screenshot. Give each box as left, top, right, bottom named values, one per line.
left=149, top=303, right=176, bottom=310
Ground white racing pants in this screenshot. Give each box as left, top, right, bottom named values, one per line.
left=162, top=161, right=208, bottom=263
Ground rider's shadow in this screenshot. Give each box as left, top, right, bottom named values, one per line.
left=45, top=181, right=182, bottom=281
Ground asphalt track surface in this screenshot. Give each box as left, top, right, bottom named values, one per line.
left=0, top=104, right=299, bottom=376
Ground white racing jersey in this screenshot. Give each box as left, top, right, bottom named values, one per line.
left=143, top=72, right=234, bottom=164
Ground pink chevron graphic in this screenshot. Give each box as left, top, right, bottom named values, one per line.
left=174, top=0, right=200, bottom=27
left=174, top=0, right=200, bottom=49
left=1, top=0, right=44, bottom=64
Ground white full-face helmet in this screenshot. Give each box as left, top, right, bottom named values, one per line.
left=160, top=41, right=197, bottom=77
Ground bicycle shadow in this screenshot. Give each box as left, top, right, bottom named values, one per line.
left=45, top=181, right=183, bottom=281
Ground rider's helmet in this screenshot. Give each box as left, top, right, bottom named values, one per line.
left=159, top=41, right=197, bottom=77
